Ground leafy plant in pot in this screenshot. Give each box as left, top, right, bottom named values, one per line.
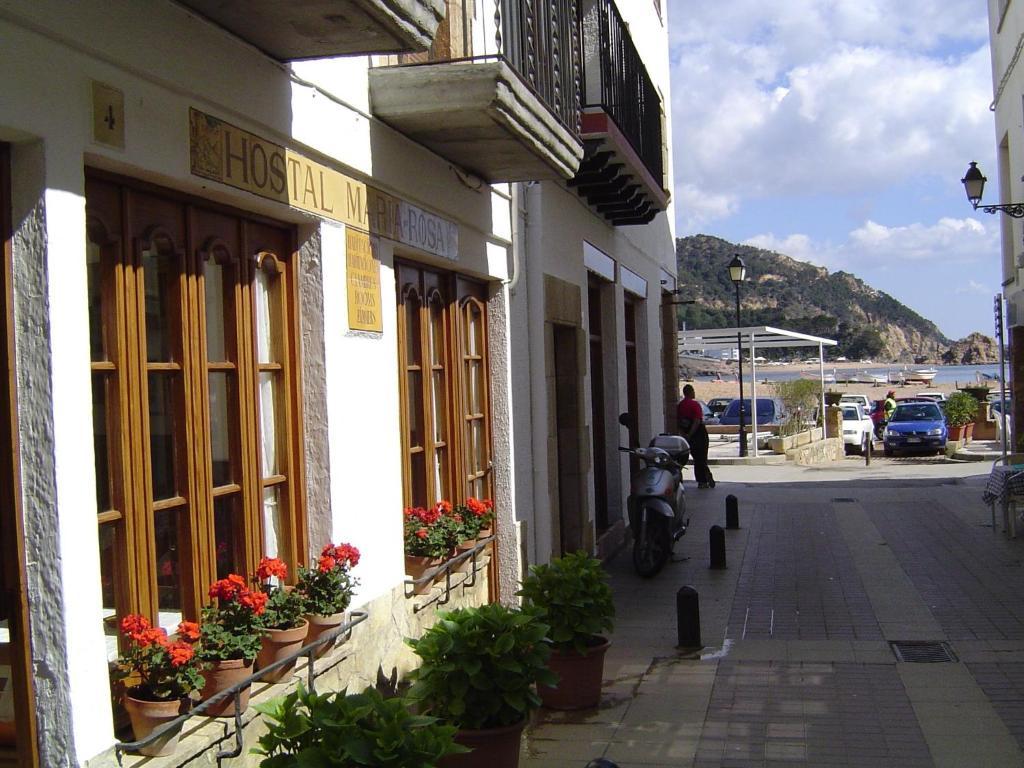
left=945, top=390, right=977, bottom=441
left=406, top=604, right=556, bottom=768
left=114, top=614, right=204, bottom=756
left=517, top=551, right=615, bottom=710
left=197, top=574, right=267, bottom=716
left=253, top=557, right=308, bottom=682
left=295, top=542, right=359, bottom=657
left=254, top=684, right=467, bottom=767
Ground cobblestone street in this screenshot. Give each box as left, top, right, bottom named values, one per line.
left=521, top=458, right=1024, bottom=767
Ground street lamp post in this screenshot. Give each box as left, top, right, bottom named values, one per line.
left=728, top=255, right=748, bottom=457
left=961, top=162, right=1024, bottom=217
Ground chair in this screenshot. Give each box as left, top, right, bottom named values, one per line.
left=995, top=454, right=1024, bottom=537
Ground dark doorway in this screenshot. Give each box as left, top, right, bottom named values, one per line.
left=553, top=324, right=583, bottom=554
left=588, top=279, right=608, bottom=533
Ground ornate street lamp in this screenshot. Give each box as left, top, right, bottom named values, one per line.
left=961, top=162, right=1024, bottom=217
left=728, top=254, right=748, bottom=457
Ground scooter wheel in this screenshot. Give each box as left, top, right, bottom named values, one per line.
left=633, top=514, right=670, bottom=578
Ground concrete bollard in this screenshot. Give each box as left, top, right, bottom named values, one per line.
left=726, top=494, right=740, bottom=529
left=676, top=585, right=702, bottom=648
left=865, top=434, right=871, bottom=466
left=710, top=525, right=726, bottom=569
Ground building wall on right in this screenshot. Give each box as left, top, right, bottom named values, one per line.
left=989, top=0, right=1024, bottom=446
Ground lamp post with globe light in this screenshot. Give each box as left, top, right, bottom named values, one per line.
left=728, top=254, right=748, bottom=457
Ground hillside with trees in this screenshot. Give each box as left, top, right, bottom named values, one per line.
left=675, top=235, right=992, bottom=363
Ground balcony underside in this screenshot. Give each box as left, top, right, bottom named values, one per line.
left=178, top=0, right=446, bottom=59
left=569, top=110, right=670, bottom=226
left=369, top=61, right=585, bottom=182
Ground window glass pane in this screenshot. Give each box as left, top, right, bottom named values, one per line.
left=431, top=370, right=446, bottom=443
left=92, top=373, right=112, bottom=513
left=406, top=370, right=423, bottom=449
left=255, top=266, right=279, bottom=364
left=467, top=306, right=478, bottom=356
left=405, top=295, right=422, bottom=367
left=410, top=452, right=426, bottom=509
left=86, top=241, right=105, bottom=361
left=148, top=373, right=177, bottom=500
left=259, top=372, right=279, bottom=476
left=214, top=495, right=241, bottom=579
left=209, top=372, right=233, bottom=487
left=205, top=259, right=227, bottom=362
left=471, top=419, right=484, bottom=473
left=428, top=298, right=444, bottom=365
left=433, top=446, right=448, bottom=502
left=153, top=510, right=183, bottom=626
left=262, top=485, right=282, bottom=559
left=99, top=523, right=119, bottom=661
left=142, top=246, right=175, bottom=363
left=468, top=361, right=481, bottom=413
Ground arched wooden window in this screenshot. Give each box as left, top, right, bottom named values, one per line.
left=395, top=262, right=491, bottom=510
left=84, top=172, right=305, bottom=655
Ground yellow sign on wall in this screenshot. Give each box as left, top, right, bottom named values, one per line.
left=189, top=108, right=459, bottom=260
left=346, top=229, right=382, bottom=333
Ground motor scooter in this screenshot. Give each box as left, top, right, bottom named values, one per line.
left=619, top=432, right=690, bottom=577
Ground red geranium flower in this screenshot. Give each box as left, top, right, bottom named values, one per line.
left=176, top=621, right=200, bottom=643
left=256, top=556, right=289, bottom=582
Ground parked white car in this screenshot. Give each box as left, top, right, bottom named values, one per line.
left=841, top=403, right=874, bottom=455
left=839, top=394, right=871, bottom=411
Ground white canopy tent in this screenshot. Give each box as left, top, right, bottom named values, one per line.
left=678, top=326, right=838, bottom=457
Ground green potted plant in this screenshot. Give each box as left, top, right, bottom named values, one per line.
left=253, top=557, right=309, bottom=682
left=517, top=552, right=614, bottom=710
left=115, top=614, right=204, bottom=756
left=406, top=604, right=556, bottom=768
left=197, top=574, right=268, bottom=716
left=295, top=542, right=360, bottom=657
left=254, top=685, right=466, bottom=767
left=451, top=498, right=495, bottom=572
left=945, top=390, right=977, bottom=442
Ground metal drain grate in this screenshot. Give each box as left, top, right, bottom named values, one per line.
left=832, top=498, right=858, bottom=503
left=890, top=641, right=958, bottom=663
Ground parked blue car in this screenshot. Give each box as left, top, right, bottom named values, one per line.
left=717, top=397, right=786, bottom=426
left=883, top=402, right=947, bottom=456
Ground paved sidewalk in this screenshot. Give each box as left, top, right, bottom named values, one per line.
left=521, top=459, right=1024, bottom=767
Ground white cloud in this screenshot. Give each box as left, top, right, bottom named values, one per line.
left=743, top=216, right=998, bottom=271
left=955, top=280, right=990, bottom=295
left=669, top=1, right=993, bottom=211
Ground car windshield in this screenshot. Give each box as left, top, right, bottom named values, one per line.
left=841, top=407, right=860, bottom=420
left=724, top=399, right=775, bottom=418
left=891, top=404, right=942, bottom=422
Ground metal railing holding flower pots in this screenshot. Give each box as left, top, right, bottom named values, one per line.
left=405, top=534, right=495, bottom=612
left=113, top=610, right=368, bottom=763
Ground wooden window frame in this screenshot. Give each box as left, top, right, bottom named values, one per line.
left=396, top=262, right=493, bottom=509
left=85, top=170, right=307, bottom=637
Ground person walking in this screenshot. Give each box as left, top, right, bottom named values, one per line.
left=677, top=384, right=715, bottom=489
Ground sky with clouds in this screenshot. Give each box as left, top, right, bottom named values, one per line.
left=668, top=1, right=1001, bottom=340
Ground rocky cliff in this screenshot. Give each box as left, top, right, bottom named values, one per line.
left=676, top=234, right=997, bottom=363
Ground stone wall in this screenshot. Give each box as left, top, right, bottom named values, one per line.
left=785, top=437, right=844, bottom=466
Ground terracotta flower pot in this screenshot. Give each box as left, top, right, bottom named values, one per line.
left=304, top=611, right=347, bottom=658
left=948, top=424, right=965, bottom=441
left=538, top=636, right=610, bottom=710
left=454, top=540, right=478, bottom=573
left=256, top=618, right=309, bottom=682
left=404, top=554, right=444, bottom=594
left=439, top=719, right=526, bottom=768
left=123, top=691, right=188, bottom=756
left=200, top=657, right=253, bottom=717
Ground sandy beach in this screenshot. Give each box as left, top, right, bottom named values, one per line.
left=680, top=360, right=993, bottom=404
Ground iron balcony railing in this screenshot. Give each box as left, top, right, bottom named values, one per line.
left=495, top=0, right=582, bottom=135
left=584, top=0, right=664, bottom=185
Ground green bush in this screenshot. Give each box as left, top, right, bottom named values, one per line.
left=945, top=391, right=978, bottom=427
left=254, top=685, right=464, bottom=767
left=406, top=604, right=556, bottom=730
left=773, top=379, right=821, bottom=435
left=517, top=552, right=614, bottom=655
